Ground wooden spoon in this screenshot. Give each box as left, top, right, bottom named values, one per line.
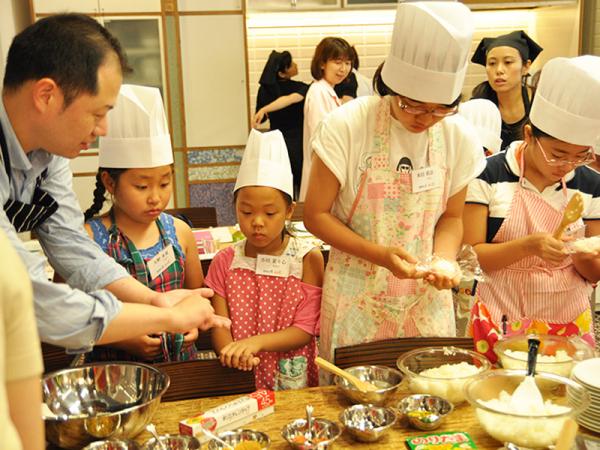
left=555, top=418, right=579, bottom=450
left=554, top=193, right=584, bottom=239
left=315, top=357, right=378, bottom=393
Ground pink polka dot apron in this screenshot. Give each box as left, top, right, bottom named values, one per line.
left=225, top=237, right=318, bottom=390
left=319, top=96, right=456, bottom=368
left=471, top=143, right=594, bottom=362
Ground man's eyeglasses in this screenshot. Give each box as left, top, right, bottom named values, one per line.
left=536, top=138, right=595, bottom=168
left=397, top=96, right=458, bottom=118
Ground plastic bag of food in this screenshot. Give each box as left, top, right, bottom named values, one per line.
left=564, top=235, right=600, bottom=254
left=416, top=244, right=485, bottom=282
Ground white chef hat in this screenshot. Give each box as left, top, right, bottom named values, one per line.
left=99, top=84, right=173, bottom=168
left=234, top=129, right=293, bottom=198
left=529, top=55, right=600, bottom=146
left=381, top=1, right=474, bottom=105
left=459, top=99, right=502, bottom=154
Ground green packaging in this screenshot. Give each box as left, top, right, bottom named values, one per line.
left=406, top=431, right=477, bottom=450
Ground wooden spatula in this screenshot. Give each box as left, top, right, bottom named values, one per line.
left=315, top=357, right=378, bottom=393
left=555, top=418, right=579, bottom=450
left=554, top=193, right=584, bottom=239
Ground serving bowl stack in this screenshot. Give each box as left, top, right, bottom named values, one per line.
left=570, top=357, right=600, bottom=432
left=42, top=362, right=169, bottom=449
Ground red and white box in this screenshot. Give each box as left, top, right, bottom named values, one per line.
left=179, top=390, right=275, bottom=442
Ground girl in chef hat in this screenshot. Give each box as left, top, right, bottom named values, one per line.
left=459, top=99, right=503, bottom=156
left=83, top=84, right=203, bottom=363
left=303, top=1, right=485, bottom=368
left=471, top=30, right=543, bottom=151
left=464, top=56, right=600, bottom=361
left=205, top=129, right=324, bottom=391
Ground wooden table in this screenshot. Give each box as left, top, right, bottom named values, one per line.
left=135, top=385, right=500, bottom=449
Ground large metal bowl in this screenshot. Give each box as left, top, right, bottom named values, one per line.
left=333, top=365, right=402, bottom=406
left=42, top=362, right=170, bottom=449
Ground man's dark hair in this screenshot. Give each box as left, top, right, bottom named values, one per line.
left=3, top=13, right=131, bottom=106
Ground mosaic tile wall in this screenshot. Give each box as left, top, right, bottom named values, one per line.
left=187, top=148, right=243, bottom=225
left=189, top=181, right=237, bottom=226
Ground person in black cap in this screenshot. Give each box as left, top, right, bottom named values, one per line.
left=252, top=50, right=309, bottom=198
left=471, top=30, right=543, bottom=150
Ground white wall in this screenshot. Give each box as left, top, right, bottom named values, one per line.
left=0, top=0, right=30, bottom=77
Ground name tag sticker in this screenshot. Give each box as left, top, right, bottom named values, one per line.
left=147, top=244, right=176, bottom=280
left=411, top=167, right=439, bottom=193
left=256, top=254, right=290, bottom=278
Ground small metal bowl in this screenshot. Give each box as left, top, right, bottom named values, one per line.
left=339, top=404, right=397, bottom=442
left=82, top=439, right=140, bottom=450
left=397, top=394, right=453, bottom=431
left=143, top=434, right=201, bottom=450
left=334, top=365, right=402, bottom=406
left=206, top=429, right=271, bottom=449
left=281, top=418, right=341, bottom=449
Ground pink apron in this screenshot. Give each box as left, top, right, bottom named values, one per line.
left=225, top=237, right=319, bottom=390
left=319, top=96, right=456, bottom=366
left=471, top=143, right=594, bottom=361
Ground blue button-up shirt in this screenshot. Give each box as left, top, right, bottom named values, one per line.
left=0, top=99, right=128, bottom=353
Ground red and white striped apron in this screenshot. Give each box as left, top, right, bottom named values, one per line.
left=471, top=143, right=594, bottom=361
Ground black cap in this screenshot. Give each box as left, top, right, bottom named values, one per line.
left=471, top=30, right=543, bottom=66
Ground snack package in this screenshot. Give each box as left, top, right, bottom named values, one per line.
left=179, top=390, right=275, bottom=443
left=406, top=431, right=477, bottom=450
left=416, top=244, right=485, bottom=282
left=565, top=235, right=600, bottom=254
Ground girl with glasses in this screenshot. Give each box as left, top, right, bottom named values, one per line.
left=303, top=2, right=485, bottom=371
left=464, top=56, right=600, bottom=362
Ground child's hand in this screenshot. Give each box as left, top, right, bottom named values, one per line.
left=380, top=246, right=426, bottom=280
left=113, top=335, right=162, bottom=361
left=182, top=327, right=199, bottom=350
left=219, top=337, right=262, bottom=371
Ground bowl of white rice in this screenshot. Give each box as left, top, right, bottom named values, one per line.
left=396, top=346, right=491, bottom=405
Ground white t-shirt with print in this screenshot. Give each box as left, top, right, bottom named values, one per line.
left=312, top=95, right=486, bottom=223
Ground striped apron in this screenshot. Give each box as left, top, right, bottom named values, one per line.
left=0, top=122, right=58, bottom=233
left=471, top=143, right=594, bottom=362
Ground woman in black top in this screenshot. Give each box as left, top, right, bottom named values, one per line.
left=253, top=50, right=309, bottom=198
left=471, top=31, right=542, bottom=151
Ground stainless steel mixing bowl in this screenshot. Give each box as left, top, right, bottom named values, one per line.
left=42, top=362, right=169, bottom=449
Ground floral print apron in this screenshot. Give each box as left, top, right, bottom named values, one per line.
left=319, top=96, right=456, bottom=368
left=471, top=144, right=594, bottom=362
left=225, top=237, right=319, bottom=390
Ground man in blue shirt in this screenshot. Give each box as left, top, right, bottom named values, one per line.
left=0, top=14, right=229, bottom=353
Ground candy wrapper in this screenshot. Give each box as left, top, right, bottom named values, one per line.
left=564, top=235, right=600, bottom=254
left=405, top=431, right=477, bottom=450
left=416, top=245, right=485, bottom=283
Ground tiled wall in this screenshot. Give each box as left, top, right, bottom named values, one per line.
left=246, top=4, right=580, bottom=116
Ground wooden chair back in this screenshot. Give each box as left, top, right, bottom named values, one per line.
left=165, top=207, right=218, bottom=229
left=155, top=358, right=256, bottom=401
left=334, top=337, right=474, bottom=370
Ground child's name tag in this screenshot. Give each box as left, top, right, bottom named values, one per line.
left=256, top=254, right=290, bottom=277
left=411, top=166, right=438, bottom=193
left=147, top=244, right=176, bottom=280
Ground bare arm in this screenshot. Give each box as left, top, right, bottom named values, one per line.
left=7, top=375, right=44, bottom=450
left=571, top=220, right=600, bottom=282
left=463, top=203, right=567, bottom=272
left=303, top=155, right=423, bottom=279
left=253, top=93, right=304, bottom=128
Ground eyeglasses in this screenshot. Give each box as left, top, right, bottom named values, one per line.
left=536, top=138, right=596, bottom=168
left=397, top=96, right=458, bottom=117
